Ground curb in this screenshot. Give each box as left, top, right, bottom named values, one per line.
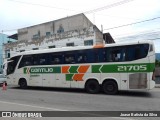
left=155, top=84, right=160, bottom=88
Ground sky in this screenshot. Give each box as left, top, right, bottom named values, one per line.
left=0, top=0, right=160, bottom=52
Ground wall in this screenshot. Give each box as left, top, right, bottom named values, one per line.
left=3, top=14, right=104, bottom=63
left=18, top=14, right=93, bottom=41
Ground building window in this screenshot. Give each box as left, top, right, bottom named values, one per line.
left=46, top=32, right=51, bottom=37
left=48, top=45, right=55, bottom=49
left=84, top=40, right=93, bottom=46
left=32, top=48, right=39, bottom=50
left=33, top=34, right=39, bottom=40
left=66, top=43, right=74, bottom=47
left=5, top=50, right=10, bottom=58
left=33, top=30, right=40, bottom=40
left=57, top=24, right=64, bottom=33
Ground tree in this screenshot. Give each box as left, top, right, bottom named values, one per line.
left=156, top=59, right=159, bottom=67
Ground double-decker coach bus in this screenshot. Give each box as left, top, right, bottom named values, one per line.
left=6, top=41, right=155, bottom=94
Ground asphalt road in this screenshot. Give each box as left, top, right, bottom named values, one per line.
left=0, top=86, right=160, bottom=120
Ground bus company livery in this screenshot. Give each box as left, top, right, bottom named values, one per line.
left=6, top=41, right=155, bottom=94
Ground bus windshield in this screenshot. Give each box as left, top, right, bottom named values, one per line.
left=7, top=56, right=21, bottom=75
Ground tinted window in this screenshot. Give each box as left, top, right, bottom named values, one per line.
left=77, top=51, right=87, bottom=63
left=18, top=55, right=33, bottom=68
left=38, top=54, right=48, bottom=65
left=106, top=47, right=126, bottom=62
left=126, top=44, right=149, bottom=61
left=64, top=52, right=76, bottom=64
left=16, top=43, right=149, bottom=68
left=50, top=53, right=63, bottom=64
left=7, top=56, right=21, bottom=75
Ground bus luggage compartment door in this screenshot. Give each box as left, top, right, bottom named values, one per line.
left=120, top=73, right=128, bottom=90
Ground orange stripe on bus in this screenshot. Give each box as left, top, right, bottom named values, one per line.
left=78, top=65, right=90, bottom=73
left=73, top=74, right=84, bottom=81
left=93, top=44, right=104, bottom=48
left=62, top=66, right=70, bottom=73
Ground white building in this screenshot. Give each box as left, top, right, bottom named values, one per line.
left=3, top=13, right=107, bottom=60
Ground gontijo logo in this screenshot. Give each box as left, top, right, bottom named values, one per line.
left=24, top=67, right=61, bottom=74
left=23, top=65, right=90, bottom=81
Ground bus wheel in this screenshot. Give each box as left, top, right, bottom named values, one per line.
left=102, top=80, right=118, bottom=95
left=85, top=80, right=100, bottom=94
left=19, top=79, right=27, bottom=89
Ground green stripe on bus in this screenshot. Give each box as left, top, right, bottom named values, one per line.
left=24, top=68, right=27, bottom=74
left=69, top=66, right=78, bottom=73
left=92, top=63, right=155, bottom=73
left=92, top=65, right=101, bottom=73
left=23, top=63, right=155, bottom=74
left=66, top=74, right=74, bottom=81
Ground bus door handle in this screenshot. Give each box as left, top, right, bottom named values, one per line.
left=43, top=79, right=46, bottom=80
left=56, top=79, right=59, bottom=80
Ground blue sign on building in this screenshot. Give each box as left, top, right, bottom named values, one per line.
left=0, top=33, right=16, bottom=73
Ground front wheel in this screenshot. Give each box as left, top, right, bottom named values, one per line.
left=102, top=81, right=118, bottom=95
left=19, top=79, right=27, bottom=89
left=85, top=80, right=100, bottom=94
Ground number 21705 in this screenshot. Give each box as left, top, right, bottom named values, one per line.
left=117, top=65, right=147, bottom=72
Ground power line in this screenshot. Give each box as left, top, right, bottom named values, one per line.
left=84, top=0, right=135, bottom=14
left=2, top=16, right=160, bottom=33
left=113, top=28, right=160, bottom=38
left=8, top=0, right=135, bottom=14
left=104, top=16, right=160, bottom=30
left=8, top=0, right=77, bottom=12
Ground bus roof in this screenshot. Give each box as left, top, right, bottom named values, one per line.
left=11, top=40, right=154, bottom=58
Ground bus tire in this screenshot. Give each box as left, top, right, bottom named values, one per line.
left=19, top=79, right=27, bottom=89
left=102, top=80, right=118, bottom=95
left=85, top=80, right=100, bottom=94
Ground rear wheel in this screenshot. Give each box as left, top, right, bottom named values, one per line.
left=19, top=79, right=27, bottom=89
left=85, top=80, right=100, bottom=94
left=102, top=80, right=118, bottom=95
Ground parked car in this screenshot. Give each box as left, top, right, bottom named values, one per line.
left=0, top=74, right=7, bottom=87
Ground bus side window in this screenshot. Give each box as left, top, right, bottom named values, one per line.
left=32, top=54, right=48, bottom=65
left=126, top=44, right=149, bottom=61
left=141, top=44, right=149, bottom=57
left=77, top=53, right=84, bottom=63
left=86, top=49, right=95, bottom=63
left=50, top=53, right=62, bottom=64
left=39, top=54, right=48, bottom=65
left=33, top=55, right=38, bottom=65
left=126, top=46, right=135, bottom=61
left=64, top=53, right=76, bottom=64
left=18, top=55, right=33, bottom=68
left=106, top=47, right=125, bottom=62
left=77, top=50, right=88, bottom=63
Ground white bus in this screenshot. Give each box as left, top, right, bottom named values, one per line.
left=6, top=41, right=155, bottom=94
